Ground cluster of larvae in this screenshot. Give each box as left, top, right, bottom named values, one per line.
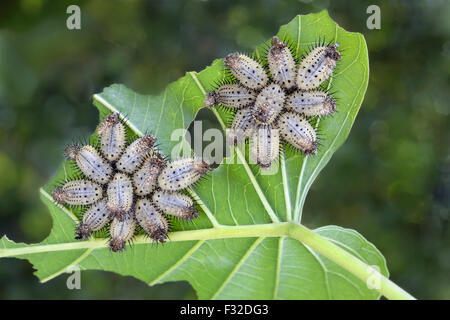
left=51, top=113, right=210, bottom=252
left=204, top=36, right=341, bottom=169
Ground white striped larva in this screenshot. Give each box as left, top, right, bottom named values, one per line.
left=52, top=179, right=102, bottom=206
left=98, top=113, right=126, bottom=162
left=65, top=145, right=112, bottom=184
left=134, top=198, right=169, bottom=243
left=153, top=191, right=199, bottom=221
left=106, top=173, right=134, bottom=220
left=204, top=83, right=257, bottom=109
left=75, top=198, right=111, bottom=240
left=158, top=157, right=210, bottom=191
left=278, top=111, right=318, bottom=155
left=132, top=155, right=166, bottom=196
left=229, top=107, right=257, bottom=145
left=250, top=125, right=280, bottom=169
left=224, top=53, right=269, bottom=90
left=116, top=135, right=156, bottom=174
left=252, top=83, right=285, bottom=125
left=268, top=36, right=297, bottom=91
left=296, top=43, right=341, bottom=90
left=285, top=90, right=336, bottom=117
left=109, top=213, right=136, bottom=252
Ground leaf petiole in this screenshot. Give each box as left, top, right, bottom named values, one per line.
left=0, top=221, right=415, bottom=300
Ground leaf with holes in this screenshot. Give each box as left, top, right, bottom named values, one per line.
left=0, top=11, right=415, bottom=300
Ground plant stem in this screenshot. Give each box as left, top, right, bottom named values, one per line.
left=0, top=222, right=415, bottom=300
left=286, top=223, right=416, bottom=300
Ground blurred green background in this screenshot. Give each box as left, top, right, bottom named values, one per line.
left=0, top=0, right=448, bottom=299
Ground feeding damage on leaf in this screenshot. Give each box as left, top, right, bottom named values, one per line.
left=51, top=113, right=211, bottom=252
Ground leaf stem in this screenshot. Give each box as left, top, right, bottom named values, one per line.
left=189, top=71, right=280, bottom=224
left=286, top=223, right=416, bottom=300
left=280, top=154, right=292, bottom=221
left=1, top=222, right=414, bottom=300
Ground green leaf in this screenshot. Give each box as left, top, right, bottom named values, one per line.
left=1, top=11, right=407, bottom=300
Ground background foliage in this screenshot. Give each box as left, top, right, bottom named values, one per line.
left=0, top=0, right=448, bottom=299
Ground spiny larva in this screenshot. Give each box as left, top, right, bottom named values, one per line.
left=132, top=155, right=166, bottom=196
left=153, top=191, right=199, bottom=221
left=296, top=43, right=341, bottom=91
left=278, top=111, right=318, bottom=155
left=52, top=179, right=102, bottom=206
left=75, top=198, right=111, bottom=240
left=158, top=157, right=211, bottom=191
left=109, top=213, right=136, bottom=252
left=97, top=113, right=126, bottom=162
left=65, top=144, right=112, bottom=184
left=135, top=198, right=169, bottom=243
left=267, top=36, right=297, bottom=91
left=285, top=90, right=336, bottom=117
left=250, top=125, right=280, bottom=169
left=204, top=83, right=257, bottom=109
left=106, top=173, right=134, bottom=220
left=224, top=53, right=269, bottom=90
left=116, top=135, right=156, bottom=174
left=229, top=107, right=256, bottom=145
left=252, top=83, right=285, bottom=125
left=51, top=112, right=205, bottom=252
left=205, top=37, right=341, bottom=168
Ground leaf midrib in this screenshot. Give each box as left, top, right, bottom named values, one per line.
left=187, top=71, right=280, bottom=224
left=296, top=36, right=366, bottom=218
left=293, top=27, right=366, bottom=222
left=0, top=223, right=293, bottom=258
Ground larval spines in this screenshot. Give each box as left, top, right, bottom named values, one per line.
left=65, top=144, right=112, bottom=184
left=109, top=213, right=137, bottom=252
left=206, top=36, right=341, bottom=168
left=98, top=113, right=126, bottom=162
left=278, top=111, right=318, bottom=155
left=296, top=43, right=341, bottom=90
left=250, top=125, right=280, bottom=169
left=135, top=198, right=169, bottom=243
left=204, top=83, right=257, bottom=109
left=224, top=53, right=269, bottom=90
left=229, top=107, right=256, bottom=145
left=52, top=112, right=204, bottom=252
left=268, top=36, right=297, bottom=91
left=132, top=155, right=166, bottom=196
left=285, top=90, right=336, bottom=117
left=106, top=172, right=134, bottom=220
left=52, top=179, right=102, bottom=206
left=116, top=135, right=156, bottom=174
left=158, top=157, right=211, bottom=191
left=252, top=83, right=285, bottom=125
left=153, top=191, right=199, bottom=221
left=75, top=198, right=112, bottom=240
